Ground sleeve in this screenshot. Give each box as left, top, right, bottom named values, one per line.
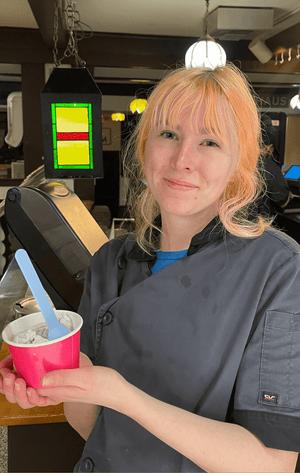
left=232, top=253, right=300, bottom=452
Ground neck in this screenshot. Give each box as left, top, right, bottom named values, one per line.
left=160, top=212, right=217, bottom=252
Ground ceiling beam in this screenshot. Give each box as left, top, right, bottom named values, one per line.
left=0, top=28, right=53, bottom=64
left=27, top=0, right=68, bottom=48
left=0, top=27, right=252, bottom=69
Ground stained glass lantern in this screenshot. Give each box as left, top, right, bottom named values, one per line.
left=41, top=68, right=103, bottom=178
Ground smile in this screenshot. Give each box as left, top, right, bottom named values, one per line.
left=165, top=179, right=198, bottom=191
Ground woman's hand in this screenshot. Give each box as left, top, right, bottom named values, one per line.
left=0, top=352, right=93, bottom=409
left=38, top=363, right=128, bottom=413
left=0, top=355, right=60, bottom=408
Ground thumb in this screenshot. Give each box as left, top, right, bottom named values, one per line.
left=41, top=369, right=72, bottom=388
left=41, top=367, right=89, bottom=388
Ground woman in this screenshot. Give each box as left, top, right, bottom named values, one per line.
left=256, top=114, right=292, bottom=216
left=1, top=64, right=300, bottom=473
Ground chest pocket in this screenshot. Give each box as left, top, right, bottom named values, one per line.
left=259, top=310, right=300, bottom=409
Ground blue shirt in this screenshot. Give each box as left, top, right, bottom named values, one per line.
left=151, top=249, right=188, bottom=274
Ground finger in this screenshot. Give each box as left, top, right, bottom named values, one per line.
left=0, top=377, right=4, bottom=394
left=26, top=387, right=57, bottom=406
left=79, top=352, right=93, bottom=368
left=0, top=367, right=15, bottom=379
left=2, top=373, right=18, bottom=404
left=38, top=397, right=62, bottom=406
left=25, top=387, right=41, bottom=405
left=41, top=367, right=91, bottom=389
left=12, top=381, right=61, bottom=408
left=0, top=372, right=61, bottom=407
left=14, top=378, right=37, bottom=409
left=0, top=355, right=14, bottom=373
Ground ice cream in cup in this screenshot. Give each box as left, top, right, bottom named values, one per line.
left=2, top=310, right=83, bottom=389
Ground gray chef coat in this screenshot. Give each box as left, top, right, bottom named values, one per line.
left=74, top=218, right=300, bottom=473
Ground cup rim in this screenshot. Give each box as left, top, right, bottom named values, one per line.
left=2, top=310, right=83, bottom=347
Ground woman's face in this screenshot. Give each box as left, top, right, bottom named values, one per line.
left=144, top=105, right=238, bottom=225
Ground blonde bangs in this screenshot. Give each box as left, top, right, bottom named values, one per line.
left=147, top=70, right=239, bottom=156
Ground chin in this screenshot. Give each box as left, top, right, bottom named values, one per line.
left=165, top=206, right=202, bottom=217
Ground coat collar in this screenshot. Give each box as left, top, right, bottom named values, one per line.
left=128, top=216, right=225, bottom=262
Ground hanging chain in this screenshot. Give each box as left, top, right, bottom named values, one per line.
left=53, top=0, right=60, bottom=66
left=203, top=0, right=210, bottom=37
left=53, top=0, right=93, bottom=67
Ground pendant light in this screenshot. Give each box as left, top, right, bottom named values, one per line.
left=290, top=90, right=300, bottom=110
left=130, top=98, right=148, bottom=114
left=185, top=0, right=226, bottom=69
left=111, top=113, right=125, bottom=121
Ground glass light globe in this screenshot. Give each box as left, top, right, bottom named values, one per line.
left=111, top=113, right=125, bottom=121
left=130, top=98, right=148, bottom=114
left=290, top=94, right=300, bottom=110
left=185, top=39, right=226, bottom=69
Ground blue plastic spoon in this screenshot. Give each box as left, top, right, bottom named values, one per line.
left=15, top=249, right=70, bottom=341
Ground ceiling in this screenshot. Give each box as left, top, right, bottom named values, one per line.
left=0, top=0, right=300, bottom=91
left=1, top=0, right=300, bottom=40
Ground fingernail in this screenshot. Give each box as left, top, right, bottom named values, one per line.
left=4, top=378, right=11, bottom=385
left=42, top=376, right=51, bottom=387
left=15, top=383, right=20, bottom=391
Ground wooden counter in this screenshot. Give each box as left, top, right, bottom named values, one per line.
left=0, top=341, right=66, bottom=426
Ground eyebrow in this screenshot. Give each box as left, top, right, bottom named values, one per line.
left=162, top=124, right=216, bottom=136
left=155, top=120, right=219, bottom=137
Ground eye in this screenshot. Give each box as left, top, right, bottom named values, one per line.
left=160, top=131, right=178, bottom=140
left=201, top=140, right=219, bottom=148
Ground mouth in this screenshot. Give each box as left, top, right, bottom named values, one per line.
left=165, top=178, right=199, bottom=190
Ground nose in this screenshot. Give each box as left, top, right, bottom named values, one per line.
left=171, top=139, right=196, bottom=171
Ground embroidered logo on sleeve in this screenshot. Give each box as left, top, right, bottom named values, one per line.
left=262, top=391, right=279, bottom=404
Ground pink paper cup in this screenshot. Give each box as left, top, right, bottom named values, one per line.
left=2, top=310, right=83, bottom=389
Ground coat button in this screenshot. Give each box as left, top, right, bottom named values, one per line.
left=103, top=312, right=113, bottom=325
left=83, top=457, right=94, bottom=471
left=117, top=257, right=127, bottom=269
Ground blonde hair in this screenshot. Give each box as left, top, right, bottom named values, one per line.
left=124, top=64, right=271, bottom=253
